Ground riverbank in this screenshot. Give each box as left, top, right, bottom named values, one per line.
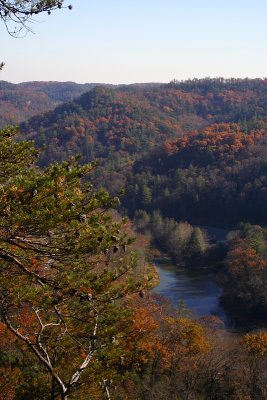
left=152, top=254, right=226, bottom=321
left=145, top=260, right=160, bottom=288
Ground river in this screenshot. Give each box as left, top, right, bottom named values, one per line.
left=152, top=256, right=226, bottom=320
left=152, top=225, right=230, bottom=321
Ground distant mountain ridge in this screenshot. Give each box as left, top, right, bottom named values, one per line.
left=1, top=77, right=266, bottom=224
left=0, top=80, right=115, bottom=128
left=17, top=78, right=267, bottom=225
left=20, top=84, right=183, bottom=165
left=19, top=78, right=267, bottom=166
left=0, top=80, right=164, bottom=129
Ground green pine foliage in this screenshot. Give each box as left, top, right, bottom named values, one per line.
left=0, top=126, right=144, bottom=399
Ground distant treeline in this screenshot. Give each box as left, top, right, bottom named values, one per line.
left=134, top=210, right=208, bottom=265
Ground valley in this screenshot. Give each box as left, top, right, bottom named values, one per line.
left=1, top=77, right=267, bottom=399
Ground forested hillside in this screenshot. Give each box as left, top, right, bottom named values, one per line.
left=126, top=123, right=267, bottom=225
left=0, top=80, right=163, bottom=129
left=0, top=80, right=103, bottom=128
left=19, top=78, right=267, bottom=225
left=20, top=78, right=267, bottom=163
left=20, top=85, right=183, bottom=165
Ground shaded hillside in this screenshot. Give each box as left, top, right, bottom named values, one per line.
left=20, top=85, right=184, bottom=165
left=20, top=78, right=267, bottom=165
left=125, top=123, right=267, bottom=225
left=0, top=80, right=106, bottom=128
left=0, top=80, right=164, bottom=129
left=19, top=78, right=267, bottom=224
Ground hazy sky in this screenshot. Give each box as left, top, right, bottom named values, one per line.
left=1, top=0, right=267, bottom=84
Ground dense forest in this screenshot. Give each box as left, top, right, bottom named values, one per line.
left=126, top=123, right=267, bottom=225
left=0, top=80, right=107, bottom=128
left=19, top=78, right=267, bottom=224
left=0, top=81, right=162, bottom=129
left=1, top=78, right=267, bottom=399
left=20, top=78, right=267, bottom=167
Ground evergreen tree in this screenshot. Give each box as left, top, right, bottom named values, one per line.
left=0, top=126, right=143, bottom=399
left=187, top=227, right=208, bottom=257
left=140, top=184, right=152, bottom=207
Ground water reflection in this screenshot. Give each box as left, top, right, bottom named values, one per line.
left=152, top=256, right=225, bottom=319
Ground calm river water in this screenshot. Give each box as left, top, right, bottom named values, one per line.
left=152, top=256, right=226, bottom=320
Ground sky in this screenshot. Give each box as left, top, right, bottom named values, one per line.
left=1, top=0, right=267, bottom=84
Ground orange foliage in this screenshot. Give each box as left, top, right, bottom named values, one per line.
left=0, top=323, right=17, bottom=347
left=0, top=366, right=22, bottom=400
left=161, top=123, right=264, bottom=160
left=241, top=332, right=267, bottom=356
left=227, top=240, right=267, bottom=277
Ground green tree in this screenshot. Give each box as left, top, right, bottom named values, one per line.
left=149, top=210, right=163, bottom=240
left=239, top=223, right=266, bottom=254
left=167, top=221, right=193, bottom=260
left=0, top=126, right=143, bottom=399
left=140, top=184, right=152, bottom=207
left=187, top=227, right=207, bottom=259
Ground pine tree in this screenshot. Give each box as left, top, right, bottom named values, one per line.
left=0, top=126, right=143, bottom=399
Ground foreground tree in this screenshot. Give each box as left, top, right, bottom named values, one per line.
left=0, top=0, right=72, bottom=36
left=0, top=126, right=144, bottom=399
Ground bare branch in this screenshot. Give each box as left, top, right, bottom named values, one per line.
left=0, top=248, right=48, bottom=285
left=2, top=306, right=68, bottom=396
left=69, top=308, right=99, bottom=388
left=0, top=1, right=73, bottom=37
left=102, top=379, right=112, bottom=400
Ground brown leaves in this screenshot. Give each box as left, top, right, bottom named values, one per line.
left=241, top=332, right=267, bottom=357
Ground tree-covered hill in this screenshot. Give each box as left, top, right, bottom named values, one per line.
left=0, top=80, right=164, bottom=129
left=20, top=84, right=184, bottom=165
left=125, top=123, right=267, bottom=225
left=19, top=78, right=267, bottom=163
left=0, top=80, right=109, bottom=128
left=18, top=78, right=267, bottom=225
